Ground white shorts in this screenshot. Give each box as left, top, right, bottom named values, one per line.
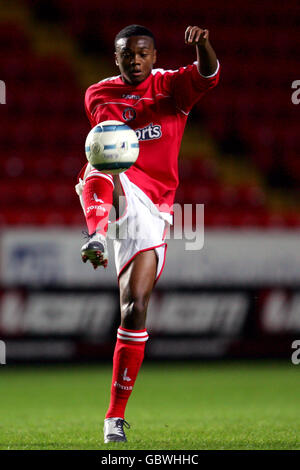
left=77, top=169, right=168, bottom=282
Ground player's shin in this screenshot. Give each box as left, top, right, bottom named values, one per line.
left=105, top=327, right=149, bottom=419
left=82, top=173, right=113, bottom=236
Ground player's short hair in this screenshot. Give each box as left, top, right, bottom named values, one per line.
left=115, top=25, right=156, bottom=49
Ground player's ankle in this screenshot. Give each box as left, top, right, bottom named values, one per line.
left=87, top=224, right=108, bottom=238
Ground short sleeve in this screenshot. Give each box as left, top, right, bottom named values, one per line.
left=84, top=86, right=97, bottom=128
left=159, top=60, right=220, bottom=114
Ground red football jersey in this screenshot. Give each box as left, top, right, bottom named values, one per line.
left=84, top=61, right=220, bottom=214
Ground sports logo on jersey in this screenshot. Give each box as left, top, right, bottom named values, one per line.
left=135, top=123, right=162, bottom=141
left=123, top=107, right=136, bottom=121
left=122, top=93, right=140, bottom=100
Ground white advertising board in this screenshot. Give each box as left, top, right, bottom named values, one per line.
left=1, top=228, right=300, bottom=286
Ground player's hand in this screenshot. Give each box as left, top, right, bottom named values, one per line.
left=185, top=26, right=209, bottom=47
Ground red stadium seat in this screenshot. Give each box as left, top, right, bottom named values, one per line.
left=0, top=6, right=299, bottom=228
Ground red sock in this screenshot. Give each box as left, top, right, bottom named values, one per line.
left=105, top=327, right=149, bottom=419
left=82, top=172, right=113, bottom=236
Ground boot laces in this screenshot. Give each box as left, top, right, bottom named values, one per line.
left=115, top=419, right=130, bottom=435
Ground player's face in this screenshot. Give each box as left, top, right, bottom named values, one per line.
left=115, top=36, right=157, bottom=85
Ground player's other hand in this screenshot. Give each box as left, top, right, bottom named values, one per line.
left=185, top=26, right=209, bottom=47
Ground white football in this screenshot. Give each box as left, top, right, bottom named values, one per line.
left=85, top=120, right=139, bottom=174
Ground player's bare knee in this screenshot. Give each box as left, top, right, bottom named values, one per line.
left=121, top=295, right=149, bottom=329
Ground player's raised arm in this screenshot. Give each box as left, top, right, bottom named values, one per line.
left=185, top=26, right=218, bottom=76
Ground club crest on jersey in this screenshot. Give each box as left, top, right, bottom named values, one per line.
left=123, top=107, right=136, bottom=121
left=135, top=123, right=162, bottom=141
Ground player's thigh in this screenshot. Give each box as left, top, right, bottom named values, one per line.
left=119, top=249, right=158, bottom=327
left=112, top=175, right=126, bottom=220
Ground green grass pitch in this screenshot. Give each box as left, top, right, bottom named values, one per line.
left=0, top=361, right=299, bottom=450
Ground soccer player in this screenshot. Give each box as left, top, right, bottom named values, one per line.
left=76, top=24, right=220, bottom=443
